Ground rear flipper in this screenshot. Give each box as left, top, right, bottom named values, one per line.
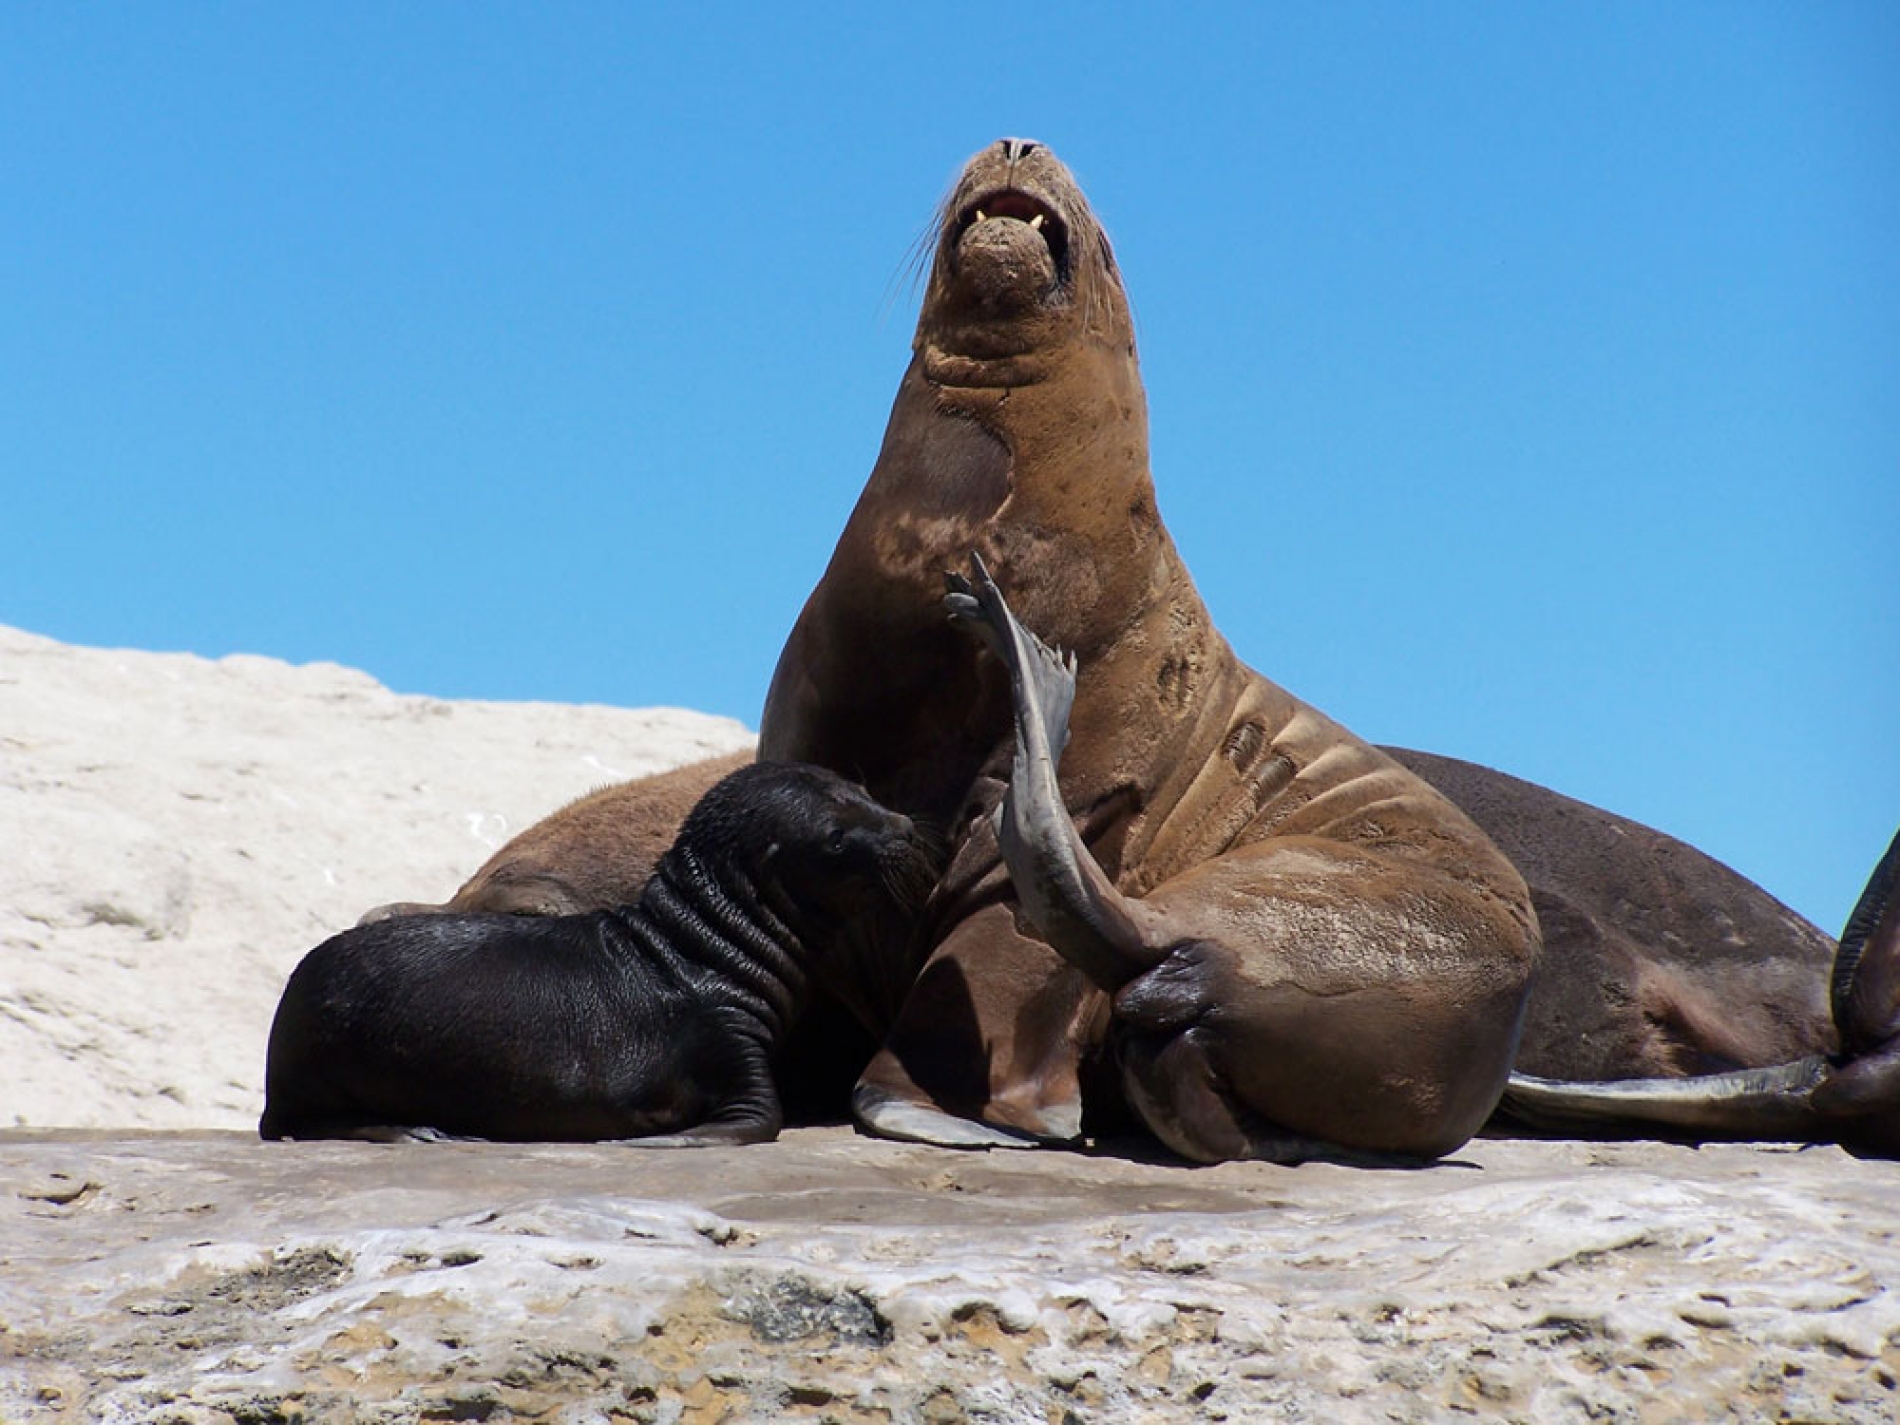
left=1501, top=826, right=1900, bottom=1154
left=1499, top=1058, right=1830, bottom=1139
left=260, top=1121, right=485, bottom=1144
left=945, top=555, right=1163, bottom=990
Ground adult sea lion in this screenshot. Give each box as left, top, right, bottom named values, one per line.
left=760, top=139, right=1540, bottom=1161
left=953, top=553, right=1900, bottom=1158
left=261, top=761, right=933, bottom=1144
left=358, top=750, right=754, bottom=923
left=1499, top=825, right=1900, bottom=1155
left=757, top=137, right=1894, bottom=1162
left=1385, top=748, right=1838, bottom=1081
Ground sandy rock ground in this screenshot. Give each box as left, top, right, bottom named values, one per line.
left=4, top=1132, right=1897, bottom=1424
left=3, top=623, right=1897, bottom=1423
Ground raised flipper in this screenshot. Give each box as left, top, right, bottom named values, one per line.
left=944, top=555, right=1164, bottom=991
left=1501, top=826, right=1900, bottom=1153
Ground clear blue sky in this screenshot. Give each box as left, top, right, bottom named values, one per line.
left=4, top=6, right=1894, bottom=933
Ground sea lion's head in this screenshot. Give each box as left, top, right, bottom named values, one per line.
left=681, top=761, right=936, bottom=934
left=917, top=138, right=1134, bottom=388
left=678, top=761, right=938, bottom=1028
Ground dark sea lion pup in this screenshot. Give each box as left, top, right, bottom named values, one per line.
left=259, top=762, right=934, bottom=1145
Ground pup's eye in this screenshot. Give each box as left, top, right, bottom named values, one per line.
left=826, top=829, right=846, bottom=854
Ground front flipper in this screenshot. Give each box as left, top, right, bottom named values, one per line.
left=851, top=1082, right=1051, bottom=1149
left=326, top=1124, right=488, bottom=1144
left=613, top=1043, right=787, bottom=1147
left=848, top=898, right=1098, bottom=1151
left=606, top=1120, right=781, bottom=1149
left=944, top=555, right=1162, bottom=991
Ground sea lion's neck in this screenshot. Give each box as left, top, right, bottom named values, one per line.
left=915, top=280, right=1133, bottom=390
left=825, top=329, right=1190, bottom=671
left=975, top=343, right=1175, bottom=589
left=628, top=847, right=809, bottom=1040
left=912, top=329, right=1152, bottom=508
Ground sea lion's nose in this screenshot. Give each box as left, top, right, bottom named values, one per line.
left=999, top=137, right=1041, bottom=163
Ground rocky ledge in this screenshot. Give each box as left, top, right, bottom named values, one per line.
left=4, top=1129, right=1897, bottom=1424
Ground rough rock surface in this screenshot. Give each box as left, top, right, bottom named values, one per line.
left=5, top=1132, right=1898, bottom=1424
left=3, top=623, right=1897, bottom=1423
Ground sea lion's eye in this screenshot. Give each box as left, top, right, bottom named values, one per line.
left=826, top=829, right=847, bottom=855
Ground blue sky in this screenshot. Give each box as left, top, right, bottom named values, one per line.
left=4, top=6, right=1895, bottom=933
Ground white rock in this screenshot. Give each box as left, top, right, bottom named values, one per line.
left=0, top=621, right=752, bottom=1131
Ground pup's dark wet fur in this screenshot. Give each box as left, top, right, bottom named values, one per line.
left=261, top=762, right=934, bottom=1144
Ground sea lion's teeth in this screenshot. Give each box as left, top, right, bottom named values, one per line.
left=975, top=209, right=988, bottom=223
left=1029, top=213, right=1046, bottom=231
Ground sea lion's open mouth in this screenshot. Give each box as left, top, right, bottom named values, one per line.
left=954, top=189, right=1070, bottom=278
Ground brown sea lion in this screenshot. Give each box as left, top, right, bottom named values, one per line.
left=759, top=139, right=1540, bottom=1161
left=262, top=761, right=933, bottom=1144
left=953, top=552, right=1900, bottom=1157
left=1499, top=826, right=1900, bottom=1156
left=358, top=750, right=754, bottom=923
left=1386, top=748, right=1837, bottom=1080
